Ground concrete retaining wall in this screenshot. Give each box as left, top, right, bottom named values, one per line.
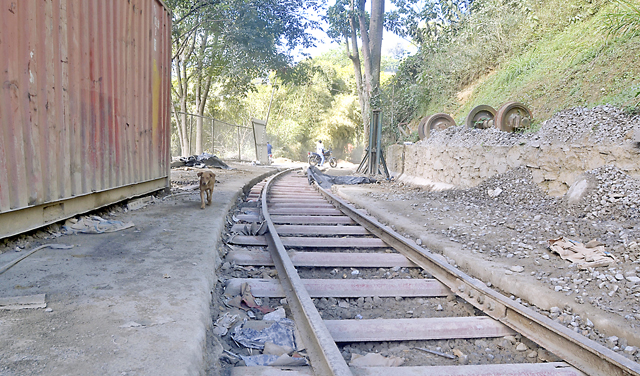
left=388, top=143, right=640, bottom=196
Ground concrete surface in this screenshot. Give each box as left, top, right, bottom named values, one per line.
left=0, top=164, right=278, bottom=376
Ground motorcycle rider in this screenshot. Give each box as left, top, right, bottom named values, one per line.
left=316, top=140, right=325, bottom=166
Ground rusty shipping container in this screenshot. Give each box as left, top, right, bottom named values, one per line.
left=0, top=0, right=172, bottom=239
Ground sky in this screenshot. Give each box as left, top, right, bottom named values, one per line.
left=296, top=0, right=418, bottom=60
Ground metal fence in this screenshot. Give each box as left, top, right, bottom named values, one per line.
left=172, top=112, right=257, bottom=161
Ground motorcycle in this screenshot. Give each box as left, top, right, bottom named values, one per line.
left=308, top=149, right=337, bottom=168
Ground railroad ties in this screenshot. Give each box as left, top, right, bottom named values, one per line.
left=221, top=169, right=630, bottom=376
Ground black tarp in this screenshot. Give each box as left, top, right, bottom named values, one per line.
left=307, top=165, right=375, bottom=189
left=172, top=153, right=232, bottom=169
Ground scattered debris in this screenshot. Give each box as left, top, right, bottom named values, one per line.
left=488, top=187, right=503, bottom=198
left=213, top=312, right=240, bottom=336
left=235, top=222, right=267, bottom=236
left=414, top=347, right=456, bottom=359
left=119, top=321, right=144, bottom=328
left=172, top=153, right=232, bottom=170
left=548, top=237, right=616, bottom=268
left=262, top=307, right=286, bottom=321
left=127, top=196, right=154, bottom=211
left=63, top=216, right=134, bottom=235
left=0, top=244, right=74, bottom=275
left=307, top=165, right=375, bottom=189
left=349, top=352, right=404, bottom=367
left=226, top=283, right=274, bottom=314
left=231, top=318, right=297, bottom=350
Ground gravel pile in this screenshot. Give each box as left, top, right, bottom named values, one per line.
left=421, top=105, right=639, bottom=147
left=433, top=167, right=558, bottom=214
left=422, top=125, right=526, bottom=148
left=534, top=105, right=638, bottom=145
left=565, top=165, right=640, bottom=222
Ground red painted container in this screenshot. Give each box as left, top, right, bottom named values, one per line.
left=0, top=0, right=172, bottom=238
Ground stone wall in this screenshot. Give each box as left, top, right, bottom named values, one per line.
left=388, top=143, right=640, bottom=196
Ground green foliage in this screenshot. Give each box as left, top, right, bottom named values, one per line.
left=214, top=50, right=363, bottom=162
left=169, top=0, right=322, bottom=106
left=604, top=0, right=640, bottom=38
left=383, top=0, right=640, bottom=147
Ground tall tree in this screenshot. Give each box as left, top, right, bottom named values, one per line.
left=326, top=0, right=385, bottom=145
left=168, top=0, right=320, bottom=156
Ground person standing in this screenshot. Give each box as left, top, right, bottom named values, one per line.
left=316, top=140, right=324, bottom=166
left=267, top=142, right=272, bottom=162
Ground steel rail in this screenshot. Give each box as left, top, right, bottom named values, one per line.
left=314, top=181, right=640, bottom=376
left=261, top=169, right=353, bottom=376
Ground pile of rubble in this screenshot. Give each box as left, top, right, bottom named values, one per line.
left=439, top=167, right=557, bottom=213
left=535, top=105, right=638, bottom=145
left=563, top=165, right=640, bottom=222
left=422, top=125, right=525, bottom=148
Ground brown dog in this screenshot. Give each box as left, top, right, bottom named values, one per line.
left=197, top=170, right=216, bottom=209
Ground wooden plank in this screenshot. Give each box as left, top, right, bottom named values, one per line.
left=275, top=225, right=369, bottom=235
left=0, top=294, right=46, bottom=310
left=268, top=199, right=327, bottom=204
left=267, top=208, right=343, bottom=216
left=230, top=224, right=368, bottom=235
left=228, top=236, right=387, bottom=248
left=269, top=203, right=336, bottom=208
left=230, top=363, right=585, bottom=376
left=227, top=251, right=416, bottom=268
left=236, top=214, right=260, bottom=222
left=225, top=278, right=450, bottom=298
left=325, top=317, right=515, bottom=342
left=271, top=215, right=355, bottom=225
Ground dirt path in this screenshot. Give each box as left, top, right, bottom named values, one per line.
left=0, top=163, right=277, bottom=376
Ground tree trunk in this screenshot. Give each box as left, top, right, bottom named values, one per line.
left=357, top=0, right=372, bottom=97
left=177, top=56, right=190, bottom=156
left=369, top=0, right=384, bottom=96
left=346, top=1, right=369, bottom=143
left=194, top=31, right=212, bottom=155
left=172, top=35, right=196, bottom=157
left=195, top=75, right=212, bottom=154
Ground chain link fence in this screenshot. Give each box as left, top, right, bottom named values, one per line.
left=171, top=111, right=257, bottom=161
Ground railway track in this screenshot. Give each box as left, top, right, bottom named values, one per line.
left=217, top=169, right=640, bottom=376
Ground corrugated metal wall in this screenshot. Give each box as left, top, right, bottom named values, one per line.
left=0, top=0, right=172, bottom=236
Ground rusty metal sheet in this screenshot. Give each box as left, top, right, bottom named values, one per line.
left=0, top=0, right=171, bottom=239
left=227, top=251, right=416, bottom=268
left=325, top=317, right=515, bottom=342
left=225, top=278, right=450, bottom=298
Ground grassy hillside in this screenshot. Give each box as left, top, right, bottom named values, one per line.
left=387, top=0, right=640, bottom=136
